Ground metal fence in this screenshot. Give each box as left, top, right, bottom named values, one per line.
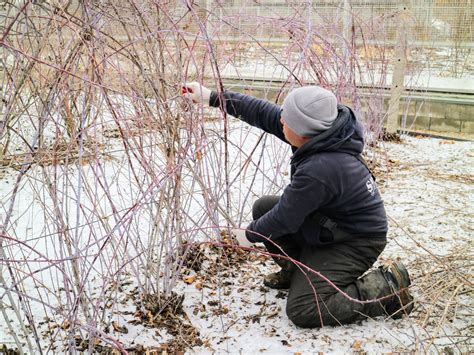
left=203, top=0, right=472, bottom=47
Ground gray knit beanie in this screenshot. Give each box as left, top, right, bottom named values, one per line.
left=281, top=86, right=338, bottom=137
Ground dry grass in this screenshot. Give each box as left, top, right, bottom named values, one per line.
left=408, top=246, right=473, bottom=351
left=0, top=140, right=105, bottom=169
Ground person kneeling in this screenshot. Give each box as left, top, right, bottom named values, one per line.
left=183, top=82, right=414, bottom=327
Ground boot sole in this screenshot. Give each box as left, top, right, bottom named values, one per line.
left=388, top=261, right=414, bottom=316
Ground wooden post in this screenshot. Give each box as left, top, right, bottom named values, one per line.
left=386, top=4, right=409, bottom=133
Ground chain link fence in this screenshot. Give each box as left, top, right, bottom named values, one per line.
left=206, top=0, right=472, bottom=47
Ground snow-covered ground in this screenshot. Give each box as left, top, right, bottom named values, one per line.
left=178, top=135, right=474, bottom=354
left=0, top=123, right=472, bottom=353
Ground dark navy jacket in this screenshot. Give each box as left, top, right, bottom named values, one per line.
left=210, top=90, right=388, bottom=245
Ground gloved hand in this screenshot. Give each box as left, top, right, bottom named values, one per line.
left=231, top=228, right=254, bottom=248
left=182, top=82, right=212, bottom=105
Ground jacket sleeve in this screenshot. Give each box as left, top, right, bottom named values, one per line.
left=210, top=90, right=287, bottom=143
left=244, top=167, right=334, bottom=243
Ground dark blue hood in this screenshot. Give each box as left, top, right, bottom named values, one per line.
left=291, top=105, right=364, bottom=166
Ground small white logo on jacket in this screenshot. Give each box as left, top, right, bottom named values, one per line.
left=366, top=177, right=377, bottom=196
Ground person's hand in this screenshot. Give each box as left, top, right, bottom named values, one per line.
left=182, top=82, right=211, bottom=105
left=231, top=228, right=254, bottom=248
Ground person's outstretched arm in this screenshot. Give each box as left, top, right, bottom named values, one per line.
left=183, top=82, right=286, bottom=143
left=210, top=90, right=286, bottom=142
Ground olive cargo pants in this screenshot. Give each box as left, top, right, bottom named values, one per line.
left=253, top=196, right=392, bottom=328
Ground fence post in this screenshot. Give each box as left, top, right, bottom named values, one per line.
left=386, top=4, right=409, bottom=133
left=343, top=0, right=352, bottom=55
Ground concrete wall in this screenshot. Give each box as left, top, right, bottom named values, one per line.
left=394, top=96, right=474, bottom=134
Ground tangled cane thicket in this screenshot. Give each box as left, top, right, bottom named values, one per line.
left=2, top=1, right=464, bottom=353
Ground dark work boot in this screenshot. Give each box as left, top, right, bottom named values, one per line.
left=264, top=258, right=295, bottom=289
left=263, top=269, right=292, bottom=289
left=356, top=261, right=414, bottom=320
left=381, top=261, right=414, bottom=319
